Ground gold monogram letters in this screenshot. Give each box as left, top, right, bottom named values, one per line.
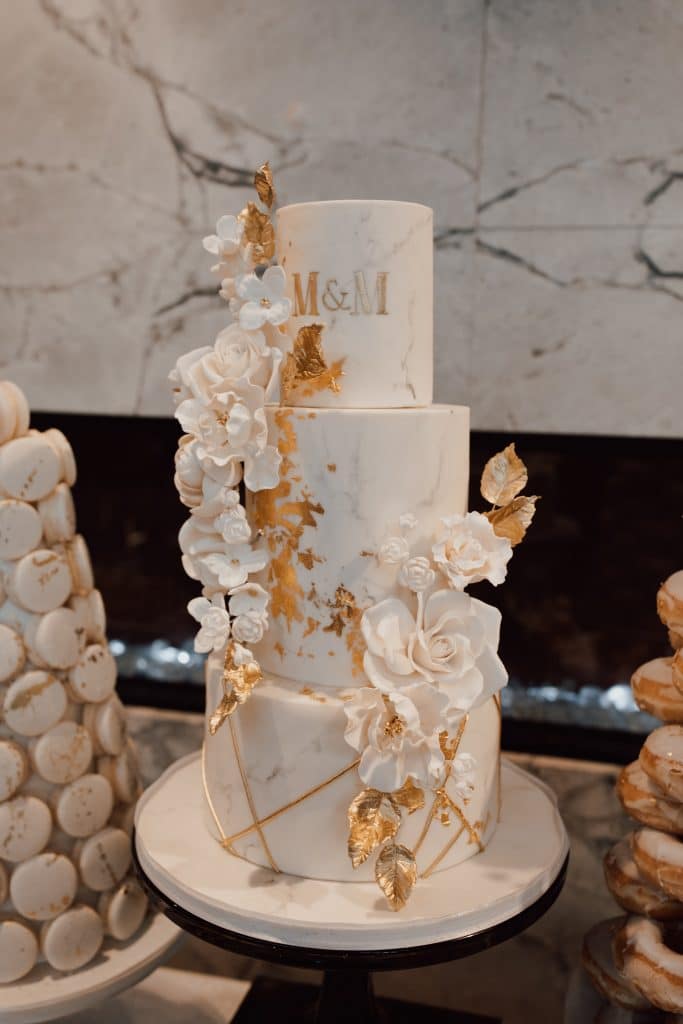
left=291, top=271, right=389, bottom=317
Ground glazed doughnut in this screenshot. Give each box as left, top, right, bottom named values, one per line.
left=614, top=915, right=683, bottom=1012
left=632, top=658, right=683, bottom=723
left=582, top=916, right=652, bottom=1010
left=640, top=726, right=683, bottom=802
left=604, top=836, right=683, bottom=919
left=659, top=572, right=683, bottom=647
left=674, top=650, right=683, bottom=696
left=633, top=829, right=683, bottom=903
left=617, top=761, right=683, bottom=834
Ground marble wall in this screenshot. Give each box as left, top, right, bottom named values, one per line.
left=1, top=1, right=681, bottom=437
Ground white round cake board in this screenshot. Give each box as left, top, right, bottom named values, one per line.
left=0, top=914, right=183, bottom=1024
left=135, top=752, right=569, bottom=952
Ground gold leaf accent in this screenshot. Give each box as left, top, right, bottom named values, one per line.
left=347, top=789, right=401, bottom=869
left=254, top=161, right=275, bottom=208
left=374, top=842, right=417, bottom=911
left=280, top=324, right=345, bottom=403
left=239, top=202, right=275, bottom=264
left=480, top=443, right=528, bottom=507
left=486, top=495, right=539, bottom=547
left=208, top=643, right=263, bottom=735
left=390, top=778, right=425, bottom=815
left=323, top=584, right=365, bottom=676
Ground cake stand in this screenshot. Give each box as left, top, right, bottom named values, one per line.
left=133, top=752, right=569, bottom=1023
left=0, top=913, right=183, bottom=1024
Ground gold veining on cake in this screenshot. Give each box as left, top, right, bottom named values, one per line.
left=322, top=585, right=365, bottom=676
left=298, top=548, right=322, bottom=570
left=327, top=463, right=336, bottom=472
left=280, top=324, right=345, bottom=403
left=252, top=408, right=324, bottom=629
left=303, top=616, right=319, bottom=638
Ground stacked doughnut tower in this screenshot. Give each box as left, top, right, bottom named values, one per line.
left=0, top=381, right=147, bottom=984
left=583, top=571, right=683, bottom=1019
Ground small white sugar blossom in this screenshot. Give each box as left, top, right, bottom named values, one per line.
left=229, top=582, right=270, bottom=644
left=235, top=266, right=291, bottom=330
left=343, top=683, right=455, bottom=791
left=188, top=595, right=231, bottom=653
left=399, top=512, right=418, bottom=532
left=398, top=556, right=435, bottom=593
left=433, top=511, right=512, bottom=591
left=179, top=518, right=267, bottom=593
left=378, top=535, right=410, bottom=566
left=215, top=496, right=251, bottom=544
left=232, top=613, right=265, bottom=644
left=203, top=215, right=244, bottom=261
left=450, top=753, right=477, bottom=798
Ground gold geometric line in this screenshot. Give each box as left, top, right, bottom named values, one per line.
left=413, top=714, right=469, bottom=858
left=441, top=795, right=484, bottom=851
left=201, top=741, right=227, bottom=842
left=222, top=757, right=361, bottom=846
left=420, top=823, right=466, bottom=878
left=228, top=716, right=280, bottom=873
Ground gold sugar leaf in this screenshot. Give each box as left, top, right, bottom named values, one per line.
left=209, top=644, right=263, bottom=734
left=390, top=778, right=425, bottom=816
left=280, top=324, right=345, bottom=402
left=209, top=692, right=239, bottom=735
left=374, top=842, right=417, bottom=911
left=347, top=789, right=401, bottom=869
left=254, top=162, right=276, bottom=208
left=486, top=494, right=539, bottom=547
left=239, top=202, right=275, bottom=264
left=480, top=444, right=528, bottom=507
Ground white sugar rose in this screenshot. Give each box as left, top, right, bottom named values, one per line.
left=235, top=266, right=292, bottom=330
left=398, top=556, right=435, bottom=593
left=169, top=345, right=213, bottom=407
left=231, top=612, right=265, bottom=645
left=433, top=511, right=512, bottom=591
left=378, top=536, right=410, bottom=566
left=188, top=595, right=230, bottom=654
left=343, top=683, right=452, bottom=791
left=209, top=324, right=281, bottom=396
left=215, top=498, right=251, bottom=544
left=361, top=589, right=507, bottom=714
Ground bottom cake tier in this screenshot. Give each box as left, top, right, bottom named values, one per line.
left=203, top=657, right=501, bottom=883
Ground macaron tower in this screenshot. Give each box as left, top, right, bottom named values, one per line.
left=582, top=570, right=683, bottom=1016
left=0, top=381, right=147, bottom=983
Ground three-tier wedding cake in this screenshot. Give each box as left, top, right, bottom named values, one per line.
left=171, top=166, right=536, bottom=909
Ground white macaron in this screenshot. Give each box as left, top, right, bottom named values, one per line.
left=37, top=483, right=76, bottom=545
left=10, top=851, right=78, bottom=920
left=0, top=500, right=42, bottom=561
left=28, top=606, right=84, bottom=670
left=69, top=589, right=107, bottom=644
left=97, top=741, right=139, bottom=804
left=31, top=721, right=93, bottom=784
left=0, top=920, right=38, bottom=983
left=76, top=826, right=131, bottom=892
left=40, top=904, right=103, bottom=972
left=0, top=436, right=61, bottom=502
left=55, top=773, right=114, bottom=839
left=9, top=548, right=72, bottom=613
left=0, top=794, right=52, bottom=862
left=98, top=878, right=148, bottom=941
left=42, top=429, right=77, bottom=487
left=0, top=738, right=29, bottom=800
left=83, top=695, right=126, bottom=756
left=0, top=622, right=26, bottom=682
left=3, top=671, right=67, bottom=737
left=57, top=534, right=94, bottom=597
left=67, top=644, right=116, bottom=704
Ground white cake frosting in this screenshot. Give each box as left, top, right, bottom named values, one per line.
left=276, top=200, right=433, bottom=408
left=247, top=404, right=469, bottom=686
left=173, top=175, right=534, bottom=908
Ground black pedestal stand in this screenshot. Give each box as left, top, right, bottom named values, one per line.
left=133, top=837, right=568, bottom=1024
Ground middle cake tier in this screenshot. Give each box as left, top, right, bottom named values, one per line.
left=247, top=404, right=470, bottom=687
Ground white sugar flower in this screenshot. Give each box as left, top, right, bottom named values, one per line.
left=450, top=753, right=477, bottom=798
left=170, top=327, right=281, bottom=409
left=343, top=683, right=452, bottom=791
left=203, top=215, right=244, bottom=262
left=398, top=556, right=435, bottom=593
left=231, top=613, right=265, bottom=645
left=236, top=266, right=292, bottom=330
left=214, top=493, right=251, bottom=544
left=192, top=479, right=241, bottom=520
left=361, top=589, right=507, bottom=714
left=201, top=544, right=268, bottom=591
left=229, top=582, right=269, bottom=619
left=378, top=535, right=410, bottom=566
left=188, top=595, right=231, bottom=653
left=433, top=511, right=512, bottom=591
left=169, top=346, right=212, bottom=407
left=174, top=436, right=204, bottom=508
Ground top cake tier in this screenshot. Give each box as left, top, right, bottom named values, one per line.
left=276, top=200, right=433, bottom=408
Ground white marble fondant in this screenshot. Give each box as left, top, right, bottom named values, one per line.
left=276, top=201, right=433, bottom=407
left=136, top=753, right=567, bottom=950
left=203, top=659, right=499, bottom=882
left=247, top=404, right=469, bottom=686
